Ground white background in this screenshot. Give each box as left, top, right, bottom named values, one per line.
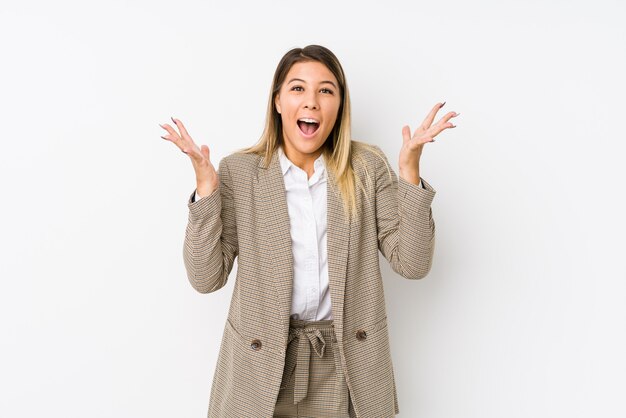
left=1, top=0, right=624, bottom=417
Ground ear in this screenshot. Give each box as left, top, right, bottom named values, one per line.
left=274, top=94, right=282, bottom=114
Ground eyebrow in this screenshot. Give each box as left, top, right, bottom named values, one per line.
left=287, top=78, right=338, bottom=89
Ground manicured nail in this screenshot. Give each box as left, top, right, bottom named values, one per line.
left=441, top=101, right=446, bottom=108
left=451, top=125, right=457, bottom=128
left=161, top=135, right=167, bottom=139
left=171, top=116, right=176, bottom=123
left=454, top=112, right=460, bottom=116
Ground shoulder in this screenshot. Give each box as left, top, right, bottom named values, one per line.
left=351, top=140, right=391, bottom=172
left=219, top=150, right=263, bottom=172
left=350, top=141, right=397, bottom=192
left=215, top=151, right=263, bottom=190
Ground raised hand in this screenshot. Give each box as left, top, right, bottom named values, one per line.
left=399, top=102, right=459, bottom=185
left=160, top=117, right=219, bottom=197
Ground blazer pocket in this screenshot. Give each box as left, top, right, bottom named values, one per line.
left=226, top=318, right=279, bottom=356
left=351, top=315, right=388, bottom=341
left=370, top=316, right=388, bottom=335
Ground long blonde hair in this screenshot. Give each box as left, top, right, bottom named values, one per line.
left=238, top=45, right=390, bottom=221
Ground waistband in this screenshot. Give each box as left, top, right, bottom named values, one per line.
left=289, top=317, right=334, bottom=329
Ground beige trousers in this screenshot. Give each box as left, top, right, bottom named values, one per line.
left=273, top=318, right=357, bottom=418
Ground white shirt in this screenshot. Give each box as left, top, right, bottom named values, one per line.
left=193, top=146, right=423, bottom=321
left=277, top=145, right=332, bottom=321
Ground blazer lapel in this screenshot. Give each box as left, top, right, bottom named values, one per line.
left=255, top=148, right=351, bottom=341
left=255, top=150, right=294, bottom=333
left=325, top=166, right=351, bottom=342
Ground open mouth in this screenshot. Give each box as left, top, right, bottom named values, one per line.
left=297, top=118, right=320, bottom=136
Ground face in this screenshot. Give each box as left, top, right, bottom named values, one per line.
left=274, top=61, right=341, bottom=165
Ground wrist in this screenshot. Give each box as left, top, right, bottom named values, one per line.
left=399, top=166, right=421, bottom=186
left=196, top=180, right=218, bottom=197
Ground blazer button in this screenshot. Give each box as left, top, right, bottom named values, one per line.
left=356, top=329, right=367, bottom=341
left=250, top=339, right=262, bottom=351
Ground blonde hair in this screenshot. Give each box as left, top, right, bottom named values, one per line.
left=238, top=45, right=391, bottom=221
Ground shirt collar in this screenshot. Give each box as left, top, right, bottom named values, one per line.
left=277, top=145, right=325, bottom=177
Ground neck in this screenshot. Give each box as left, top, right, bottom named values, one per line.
left=281, top=145, right=323, bottom=179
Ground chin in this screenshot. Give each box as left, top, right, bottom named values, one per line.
left=285, top=132, right=326, bottom=153
left=301, top=139, right=328, bottom=154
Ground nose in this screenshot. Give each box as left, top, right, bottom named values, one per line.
left=303, top=91, right=319, bottom=110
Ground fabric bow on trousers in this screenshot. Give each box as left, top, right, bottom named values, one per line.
left=287, top=326, right=327, bottom=404
left=274, top=318, right=354, bottom=417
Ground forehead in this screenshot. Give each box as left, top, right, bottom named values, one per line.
left=284, top=61, right=338, bottom=84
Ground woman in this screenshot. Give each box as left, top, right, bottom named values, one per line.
left=160, top=45, right=458, bottom=418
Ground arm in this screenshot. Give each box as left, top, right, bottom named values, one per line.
left=183, top=157, right=239, bottom=293
left=374, top=146, right=436, bottom=279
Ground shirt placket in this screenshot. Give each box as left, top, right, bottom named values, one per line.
left=302, top=175, right=320, bottom=321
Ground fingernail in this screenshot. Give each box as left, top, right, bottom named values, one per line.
left=441, top=101, right=446, bottom=108
left=171, top=116, right=176, bottom=123
left=451, top=125, right=457, bottom=128
left=161, top=136, right=167, bottom=139
left=454, top=112, right=460, bottom=116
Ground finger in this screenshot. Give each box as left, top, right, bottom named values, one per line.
left=424, top=120, right=457, bottom=141
left=419, top=102, right=446, bottom=130
left=160, top=124, right=189, bottom=155
left=159, top=123, right=182, bottom=144
left=402, top=125, right=412, bottom=144
left=171, top=118, right=202, bottom=157
left=177, top=133, right=202, bottom=156
left=414, top=112, right=460, bottom=136
left=413, top=134, right=435, bottom=146
left=160, top=133, right=178, bottom=144
left=429, top=112, right=459, bottom=130
left=433, top=111, right=459, bottom=127
left=171, top=117, right=192, bottom=140
left=200, top=144, right=210, bottom=161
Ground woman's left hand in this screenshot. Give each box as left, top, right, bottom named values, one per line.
left=399, top=101, right=459, bottom=184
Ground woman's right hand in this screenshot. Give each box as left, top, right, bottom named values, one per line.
left=160, top=117, right=219, bottom=198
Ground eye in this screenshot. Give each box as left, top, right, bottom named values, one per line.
left=320, top=88, right=334, bottom=94
left=290, top=86, right=304, bottom=91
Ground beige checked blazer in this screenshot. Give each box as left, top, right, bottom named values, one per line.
left=183, top=141, right=436, bottom=418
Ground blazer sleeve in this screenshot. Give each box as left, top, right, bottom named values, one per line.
left=374, top=146, right=436, bottom=280
left=183, top=157, right=239, bottom=293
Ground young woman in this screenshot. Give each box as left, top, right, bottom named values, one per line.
left=160, top=45, right=458, bottom=418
